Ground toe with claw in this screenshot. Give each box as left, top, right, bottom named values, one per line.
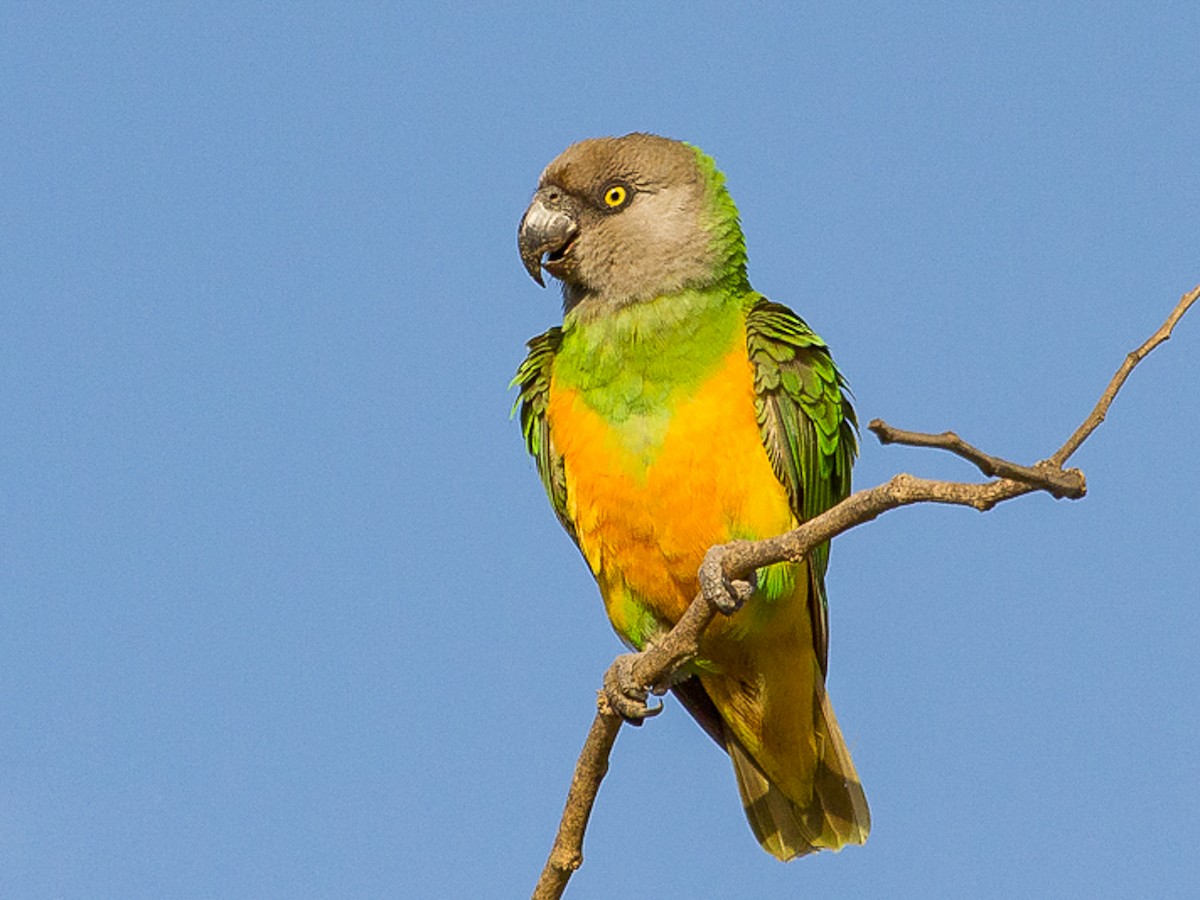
left=699, top=546, right=756, bottom=615
left=602, top=654, right=662, bottom=725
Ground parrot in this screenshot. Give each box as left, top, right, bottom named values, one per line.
left=513, top=133, right=868, bottom=860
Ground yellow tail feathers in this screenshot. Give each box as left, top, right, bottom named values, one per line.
left=727, top=688, right=870, bottom=861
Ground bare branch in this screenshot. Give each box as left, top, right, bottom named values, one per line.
left=533, top=702, right=622, bottom=900
left=867, top=421, right=1086, bottom=499
left=1052, top=284, right=1199, bottom=467
left=533, top=594, right=722, bottom=899
left=533, top=284, right=1198, bottom=899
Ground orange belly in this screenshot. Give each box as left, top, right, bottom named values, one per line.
left=547, top=340, right=795, bottom=646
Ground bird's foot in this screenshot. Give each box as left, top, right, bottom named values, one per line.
left=699, top=547, right=756, bottom=615
left=601, top=653, right=663, bottom=725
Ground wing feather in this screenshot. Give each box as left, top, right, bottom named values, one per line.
left=511, top=328, right=576, bottom=541
left=745, top=298, right=857, bottom=673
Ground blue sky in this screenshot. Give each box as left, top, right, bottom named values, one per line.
left=2, top=4, right=1198, bottom=898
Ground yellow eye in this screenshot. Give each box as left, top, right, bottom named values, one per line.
left=603, top=185, right=628, bottom=208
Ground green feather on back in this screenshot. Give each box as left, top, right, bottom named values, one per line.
left=745, top=297, right=858, bottom=672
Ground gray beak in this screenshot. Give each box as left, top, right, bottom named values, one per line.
left=518, top=191, right=579, bottom=287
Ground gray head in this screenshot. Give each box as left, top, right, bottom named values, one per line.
left=518, top=133, right=747, bottom=312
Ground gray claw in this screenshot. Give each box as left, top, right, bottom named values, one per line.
left=603, top=654, right=663, bottom=724
left=699, top=548, right=757, bottom=615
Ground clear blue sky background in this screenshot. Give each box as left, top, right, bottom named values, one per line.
left=3, top=4, right=1198, bottom=898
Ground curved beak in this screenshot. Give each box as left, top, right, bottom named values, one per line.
left=518, top=191, right=579, bottom=287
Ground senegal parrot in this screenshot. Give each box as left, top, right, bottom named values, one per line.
left=513, top=133, right=868, bottom=860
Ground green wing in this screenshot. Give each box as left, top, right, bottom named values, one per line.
left=511, top=327, right=575, bottom=541
left=745, top=298, right=858, bottom=673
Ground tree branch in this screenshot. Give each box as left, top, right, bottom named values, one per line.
left=533, top=701, right=622, bottom=900
left=1052, top=285, right=1198, bottom=467
left=532, top=284, right=1198, bottom=899
left=866, top=421, right=1086, bottom=498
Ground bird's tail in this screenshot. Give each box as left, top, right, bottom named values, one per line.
left=727, top=686, right=870, bottom=860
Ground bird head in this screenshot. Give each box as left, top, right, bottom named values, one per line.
left=518, top=133, right=748, bottom=312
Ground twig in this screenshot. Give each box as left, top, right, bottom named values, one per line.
left=866, top=421, right=1086, bottom=498
left=1052, top=285, right=1199, bottom=467
left=533, top=702, right=622, bottom=900
left=532, top=284, right=1198, bottom=899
